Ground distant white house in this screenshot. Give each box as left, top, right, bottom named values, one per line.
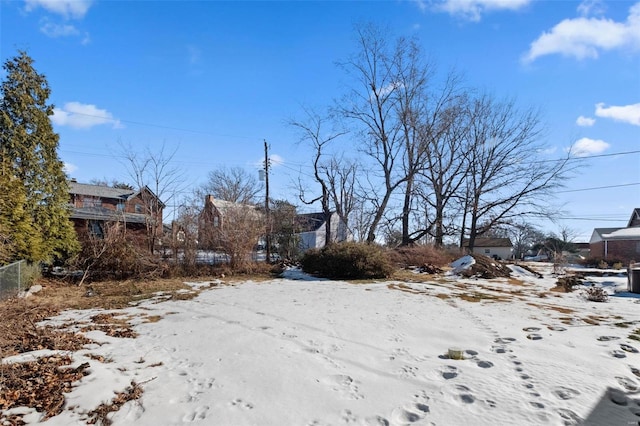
left=296, top=212, right=351, bottom=251
left=462, top=238, right=513, bottom=260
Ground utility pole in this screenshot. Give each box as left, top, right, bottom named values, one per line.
left=264, top=140, right=271, bottom=264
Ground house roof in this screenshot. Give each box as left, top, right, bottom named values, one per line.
left=628, top=208, right=640, bottom=227
left=596, top=227, right=640, bottom=241
left=69, top=206, right=148, bottom=224
left=69, top=181, right=135, bottom=200
left=462, top=237, right=513, bottom=248
left=296, top=212, right=329, bottom=232
left=69, top=181, right=165, bottom=208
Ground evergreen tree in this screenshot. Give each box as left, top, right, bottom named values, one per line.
left=0, top=51, right=78, bottom=263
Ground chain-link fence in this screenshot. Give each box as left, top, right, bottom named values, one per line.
left=0, top=260, right=30, bottom=300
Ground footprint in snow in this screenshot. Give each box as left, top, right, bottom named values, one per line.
left=620, top=343, right=638, bottom=353
left=522, top=327, right=541, bottom=332
left=390, top=402, right=430, bottom=424
left=612, top=349, right=627, bottom=358
left=552, top=386, right=581, bottom=400
left=597, top=335, right=620, bottom=341
left=440, top=365, right=458, bottom=380
left=616, top=376, right=638, bottom=392
left=526, top=333, right=543, bottom=340
left=547, top=326, right=567, bottom=331
left=476, top=360, right=494, bottom=368
left=494, top=337, right=516, bottom=344
left=557, top=408, right=582, bottom=425
left=455, top=385, right=475, bottom=404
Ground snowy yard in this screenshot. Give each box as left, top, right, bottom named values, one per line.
left=4, top=263, right=640, bottom=425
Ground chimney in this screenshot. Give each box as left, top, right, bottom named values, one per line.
left=206, top=194, right=214, bottom=205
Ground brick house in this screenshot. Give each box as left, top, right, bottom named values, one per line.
left=68, top=180, right=164, bottom=245
left=589, top=208, right=640, bottom=263
left=198, top=195, right=264, bottom=250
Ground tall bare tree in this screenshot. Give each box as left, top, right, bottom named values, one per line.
left=460, top=94, right=572, bottom=251
left=290, top=107, right=347, bottom=246
left=198, top=166, right=261, bottom=204
left=120, top=141, right=185, bottom=254
left=337, top=23, right=409, bottom=243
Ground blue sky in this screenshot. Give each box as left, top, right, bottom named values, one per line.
left=1, top=0, right=639, bottom=241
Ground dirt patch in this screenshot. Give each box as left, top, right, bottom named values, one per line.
left=459, top=255, right=512, bottom=279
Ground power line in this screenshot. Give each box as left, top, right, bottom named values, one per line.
left=557, top=182, right=640, bottom=193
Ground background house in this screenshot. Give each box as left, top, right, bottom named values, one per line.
left=590, top=208, right=640, bottom=263
left=462, top=237, right=513, bottom=260
left=296, top=212, right=351, bottom=251
left=68, top=180, right=164, bottom=243
left=198, top=195, right=264, bottom=251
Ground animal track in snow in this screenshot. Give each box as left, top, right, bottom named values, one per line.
left=182, top=405, right=209, bottom=422
left=229, top=398, right=254, bottom=409
left=321, top=374, right=363, bottom=400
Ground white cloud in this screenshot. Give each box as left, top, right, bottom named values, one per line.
left=434, top=0, right=531, bottom=22
left=63, top=162, right=77, bottom=174
left=568, top=137, right=610, bottom=156
left=52, top=102, right=122, bottom=129
left=576, top=115, right=595, bottom=127
left=39, top=21, right=79, bottom=37
left=523, top=2, right=640, bottom=63
left=595, top=102, right=640, bottom=126
left=577, top=0, right=606, bottom=17
left=252, top=154, right=284, bottom=170
left=24, top=0, right=93, bottom=19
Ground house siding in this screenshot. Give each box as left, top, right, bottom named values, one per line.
left=590, top=240, right=640, bottom=263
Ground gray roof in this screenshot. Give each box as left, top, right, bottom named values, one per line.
left=296, top=212, right=328, bottom=232
left=69, top=181, right=165, bottom=208
left=69, top=181, right=135, bottom=200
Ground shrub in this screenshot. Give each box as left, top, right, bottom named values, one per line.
left=555, top=275, right=582, bottom=292
left=612, top=262, right=623, bottom=270
left=597, top=260, right=608, bottom=269
left=389, top=245, right=454, bottom=269
left=583, top=285, right=609, bottom=302
left=300, top=242, right=394, bottom=279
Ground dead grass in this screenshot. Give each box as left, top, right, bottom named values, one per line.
left=0, top=356, right=90, bottom=422
left=0, top=276, right=210, bottom=425
left=86, top=381, right=144, bottom=425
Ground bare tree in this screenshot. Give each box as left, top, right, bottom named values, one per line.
left=290, top=107, right=347, bottom=246
left=337, top=23, right=409, bottom=243
left=201, top=201, right=264, bottom=268
left=460, top=94, right=573, bottom=251
left=198, top=166, right=261, bottom=204
left=119, top=141, right=186, bottom=254
left=410, top=73, right=469, bottom=246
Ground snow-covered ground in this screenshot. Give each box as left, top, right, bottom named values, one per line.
left=4, top=263, right=640, bottom=425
